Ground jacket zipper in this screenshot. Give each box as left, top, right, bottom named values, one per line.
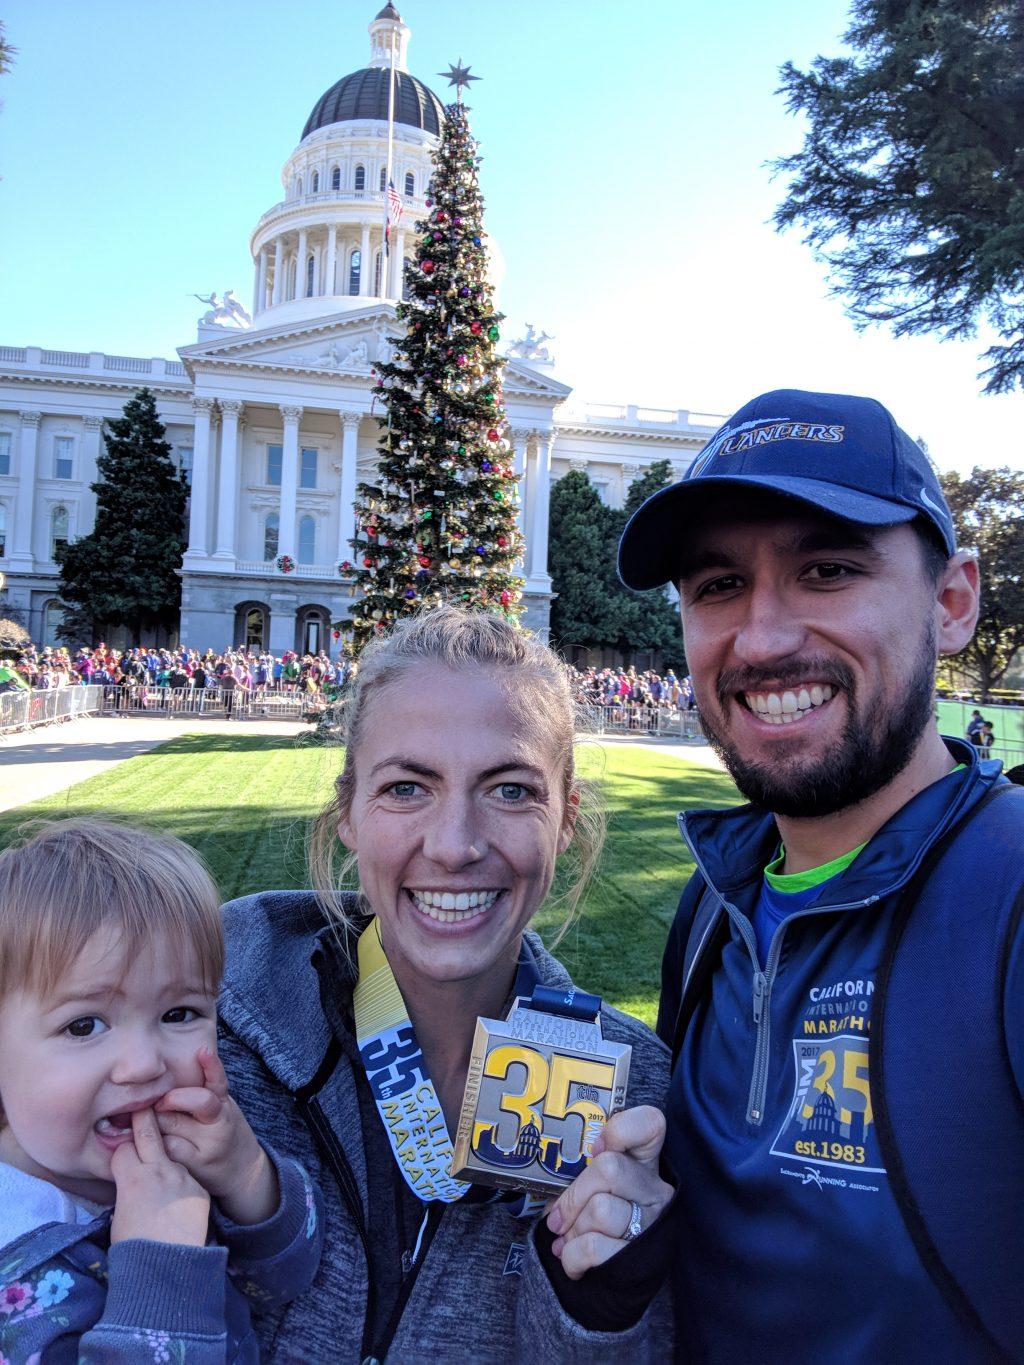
left=299, top=1096, right=380, bottom=1360
left=679, top=761, right=987, bottom=1122
left=682, top=838, right=880, bottom=1125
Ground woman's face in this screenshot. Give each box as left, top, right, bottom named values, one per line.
left=339, top=665, right=574, bottom=989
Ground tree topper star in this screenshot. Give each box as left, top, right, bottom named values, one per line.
left=439, top=60, right=480, bottom=101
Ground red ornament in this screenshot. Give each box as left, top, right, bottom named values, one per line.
left=418, top=555, right=431, bottom=568
left=363, top=555, right=374, bottom=567
left=487, top=429, right=499, bottom=442
left=500, top=590, right=512, bottom=605
left=470, top=321, right=482, bottom=334
left=497, top=535, right=508, bottom=547
left=332, top=629, right=341, bottom=639
left=422, top=260, right=435, bottom=274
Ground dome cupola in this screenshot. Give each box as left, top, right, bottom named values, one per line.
left=301, top=3, right=443, bottom=140
left=248, top=6, right=446, bottom=325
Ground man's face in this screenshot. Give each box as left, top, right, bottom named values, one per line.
left=677, top=499, right=942, bottom=817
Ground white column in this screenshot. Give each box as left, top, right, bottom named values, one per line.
left=528, top=429, right=555, bottom=580
left=311, top=239, right=321, bottom=296
left=388, top=228, right=406, bottom=299
left=326, top=224, right=338, bottom=297
left=10, top=410, right=41, bottom=568
left=184, top=398, right=213, bottom=560
left=80, top=415, right=103, bottom=534
left=272, top=237, right=284, bottom=305
left=359, top=223, right=371, bottom=296
left=511, top=428, right=530, bottom=570
left=214, top=400, right=243, bottom=560
left=256, top=248, right=268, bottom=314
left=279, top=405, right=302, bottom=560
left=297, top=229, right=308, bottom=298
left=337, top=411, right=360, bottom=562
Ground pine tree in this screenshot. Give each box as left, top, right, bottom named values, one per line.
left=547, top=462, right=686, bottom=670
left=547, top=472, right=624, bottom=654
left=57, top=388, right=187, bottom=645
left=772, top=0, right=1024, bottom=394
left=346, top=102, right=524, bottom=652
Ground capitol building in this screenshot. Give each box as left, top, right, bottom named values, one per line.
left=0, top=4, right=721, bottom=654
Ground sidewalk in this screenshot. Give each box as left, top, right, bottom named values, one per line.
left=0, top=715, right=305, bottom=813
left=594, top=732, right=726, bottom=771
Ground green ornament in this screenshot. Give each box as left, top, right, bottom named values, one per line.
left=488, top=326, right=500, bottom=341
left=494, top=491, right=504, bottom=501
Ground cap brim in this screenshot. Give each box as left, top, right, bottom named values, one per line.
left=617, top=474, right=919, bottom=590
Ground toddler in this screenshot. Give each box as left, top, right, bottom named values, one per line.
left=0, top=819, right=323, bottom=1361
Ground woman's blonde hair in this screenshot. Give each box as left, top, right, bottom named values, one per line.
left=0, top=818, right=224, bottom=1002
left=309, top=605, right=604, bottom=946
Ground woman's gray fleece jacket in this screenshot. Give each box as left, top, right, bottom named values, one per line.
left=218, top=890, right=673, bottom=1363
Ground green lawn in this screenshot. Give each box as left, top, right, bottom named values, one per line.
left=0, top=734, right=738, bottom=1026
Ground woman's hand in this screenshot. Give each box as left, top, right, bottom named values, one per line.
left=154, top=1045, right=279, bottom=1225
left=109, top=1108, right=210, bottom=1246
left=545, top=1105, right=673, bottom=1280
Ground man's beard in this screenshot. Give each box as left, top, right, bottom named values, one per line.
left=696, top=629, right=937, bottom=818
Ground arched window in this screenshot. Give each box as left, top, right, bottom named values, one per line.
left=348, top=248, right=362, bottom=296
left=298, top=515, right=316, bottom=564
left=311, top=170, right=319, bottom=192
left=374, top=250, right=383, bottom=295
left=402, top=258, right=414, bottom=301
left=245, top=607, right=265, bottom=652
left=263, top=513, right=279, bottom=562
left=43, top=600, right=64, bottom=647
left=293, top=175, right=302, bottom=198
left=404, top=171, right=414, bottom=197
left=306, top=253, right=315, bottom=297
left=380, top=167, right=388, bottom=192
left=0, top=504, right=6, bottom=557
left=354, top=164, right=365, bottom=192
left=50, top=504, right=69, bottom=560
left=331, top=165, right=341, bottom=190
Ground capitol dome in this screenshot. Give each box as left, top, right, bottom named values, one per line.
left=302, top=67, right=443, bottom=140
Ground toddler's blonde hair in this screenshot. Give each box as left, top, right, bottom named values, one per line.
left=0, top=818, right=224, bottom=1001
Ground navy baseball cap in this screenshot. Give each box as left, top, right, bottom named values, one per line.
left=618, top=389, right=956, bottom=590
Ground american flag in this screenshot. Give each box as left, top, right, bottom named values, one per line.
left=385, top=179, right=404, bottom=255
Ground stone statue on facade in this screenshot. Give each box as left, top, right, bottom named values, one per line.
left=192, top=290, right=252, bottom=329
left=304, top=338, right=370, bottom=369
left=507, top=323, right=555, bottom=364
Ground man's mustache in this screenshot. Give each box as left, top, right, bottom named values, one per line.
left=715, top=659, right=854, bottom=709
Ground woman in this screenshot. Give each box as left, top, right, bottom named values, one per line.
left=216, top=607, right=673, bottom=1361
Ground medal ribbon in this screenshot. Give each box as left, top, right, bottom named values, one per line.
left=353, top=919, right=469, bottom=1204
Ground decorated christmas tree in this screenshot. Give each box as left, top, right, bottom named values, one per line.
left=345, top=91, right=524, bottom=652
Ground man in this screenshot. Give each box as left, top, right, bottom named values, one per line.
left=551, top=390, right=1023, bottom=1362
left=966, top=707, right=986, bottom=747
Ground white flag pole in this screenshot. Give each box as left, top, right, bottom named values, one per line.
left=384, top=37, right=398, bottom=295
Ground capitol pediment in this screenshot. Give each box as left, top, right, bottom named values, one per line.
left=177, top=306, right=398, bottom=380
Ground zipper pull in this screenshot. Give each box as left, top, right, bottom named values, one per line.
left=752, top=971, right=767, bottom=1025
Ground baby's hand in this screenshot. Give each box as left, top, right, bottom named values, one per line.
left=110, top=1108, right=210, bottom=1246
left=155, top=1045, right=278, bottom=1225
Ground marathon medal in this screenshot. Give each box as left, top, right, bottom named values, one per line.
left=452, top=986, right=631, bottom=1198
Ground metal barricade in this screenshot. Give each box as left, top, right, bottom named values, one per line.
left=96, top=685, right=321, bottom=721
left=581, top=701, right=705, bottom=741
left=0, top=685, right=105, bottom=735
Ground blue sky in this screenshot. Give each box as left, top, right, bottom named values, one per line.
left=2, top=0, right=1021, bottom=474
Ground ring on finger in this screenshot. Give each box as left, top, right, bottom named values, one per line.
left=623, top=1199, right=643, bottom=1241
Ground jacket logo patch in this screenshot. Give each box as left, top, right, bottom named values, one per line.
left=503, top=1243, right=527, bottom=1277
left=770, top=1033, right=885, bottom=1177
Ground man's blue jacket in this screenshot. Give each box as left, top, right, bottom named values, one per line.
left=657, top=738, right=1024, bottom=1362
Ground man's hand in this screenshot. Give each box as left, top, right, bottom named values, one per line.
left=545, top=1105, right=673, bottom=1280
left=109, top=1108, right=211, bottom=1246
left=155, top=1045, right=278, bottom=1225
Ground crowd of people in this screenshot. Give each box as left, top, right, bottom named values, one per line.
left=0, top=643, right=353, bottom=709
left=569, top=664, right=698, bottom=730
